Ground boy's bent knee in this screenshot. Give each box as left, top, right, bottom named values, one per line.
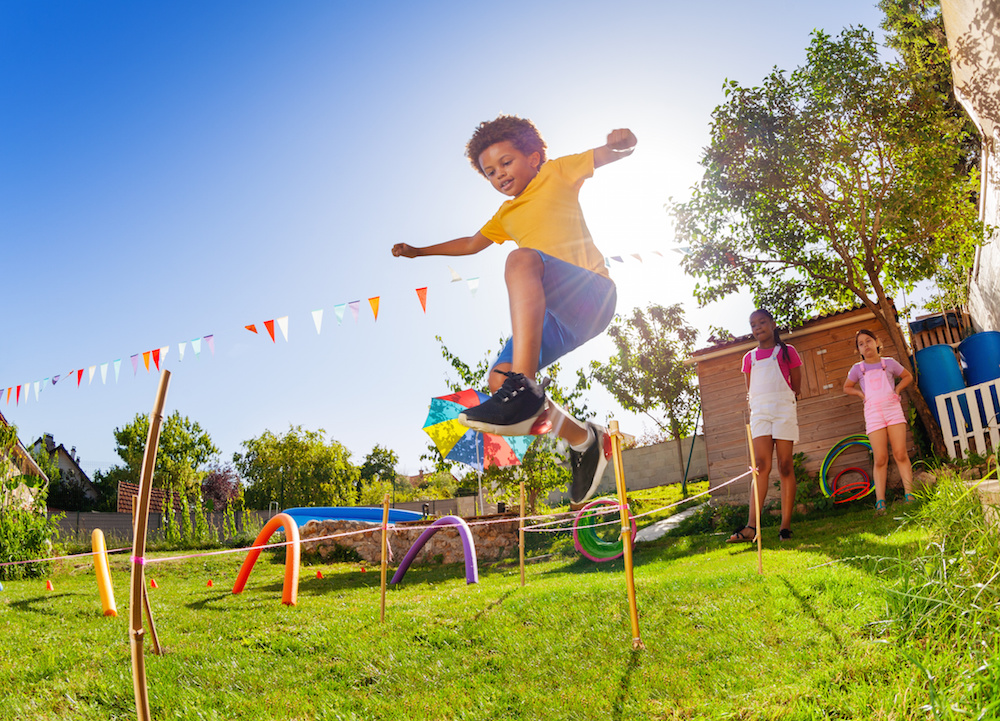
left=505, top=248, right=543, bottom=274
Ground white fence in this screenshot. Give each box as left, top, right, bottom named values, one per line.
left=935, top=378, right=1000, bottom=459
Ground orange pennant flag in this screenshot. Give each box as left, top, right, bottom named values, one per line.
left=152, top=348, right=161, bottom=371
left=142, top=352, right=151, bottom=372
left=245, top=324, right=258, bottom=334
left=415, top=287, right=428, bottom=313
left=369, top=296, right=380, bottom=321
left=264, top=319, right=276, bottom=342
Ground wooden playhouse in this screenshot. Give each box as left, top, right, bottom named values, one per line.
left=690, top=307, right=915, bottom=505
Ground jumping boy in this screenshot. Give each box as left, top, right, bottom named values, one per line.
left=392, top=115, right=636, bottom=504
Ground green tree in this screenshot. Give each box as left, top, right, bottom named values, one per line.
left=234, top=426, right=359, bottom=510
left=671, top=27, right=983, bottom=454
left=358, top=445, right=400, bottom=503
left=102, top=411, right=219, bottom=497
left=590, top=303, right=700, bottom=494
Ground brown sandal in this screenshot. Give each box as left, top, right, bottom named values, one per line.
left=726, top=525, right=756, bottom=543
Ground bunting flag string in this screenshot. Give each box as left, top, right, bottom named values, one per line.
left=2, top=248, right=669, bottom=407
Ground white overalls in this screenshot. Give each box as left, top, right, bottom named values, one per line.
left=748, top=346, right=799, bottom=442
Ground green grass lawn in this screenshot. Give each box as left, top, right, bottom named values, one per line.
left=1, top=484, right=996, bottom=720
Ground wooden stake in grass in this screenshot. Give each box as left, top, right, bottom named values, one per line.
left=519, top=481, right=526, bottom=588
left=745, top=423, right=763, bottom=575
left=129, top=369, right=171, bottom=721
left=380, top=493, right=390, bottom=623
left=609, top=420, right=644, bottom=650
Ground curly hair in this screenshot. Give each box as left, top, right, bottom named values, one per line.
left=465, top=115, right=547, bottom=177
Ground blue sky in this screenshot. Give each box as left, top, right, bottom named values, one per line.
left=1, top=0, right=894, bottom=478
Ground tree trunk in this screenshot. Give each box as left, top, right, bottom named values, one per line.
left=671, top=426, right=688, bottom=497
left=873, top=297, right=948, bottom=458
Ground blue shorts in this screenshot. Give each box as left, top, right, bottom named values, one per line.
left=492, top=250, right=617, bottom=372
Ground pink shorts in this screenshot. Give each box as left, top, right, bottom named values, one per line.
left=864, top=394, right=906, bottom=433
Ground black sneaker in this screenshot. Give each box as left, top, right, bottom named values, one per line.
left=569, top=423, right=611, bottom=504
left=458, top=371, right=548, bottom=436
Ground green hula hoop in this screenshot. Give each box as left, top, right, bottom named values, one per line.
left=820, top=434, right=873, bottom=498
left=573, top=498, right=637, bottom=563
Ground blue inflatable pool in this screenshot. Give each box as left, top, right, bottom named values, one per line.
left=281, top=506, right=424, bottom=528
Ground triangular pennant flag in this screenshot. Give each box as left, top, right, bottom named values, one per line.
left=311, top=310, right=323, bottom=334
left=152, top=348, right=161, bottom=371
left=264, top=320, right=276, bottom=342
left=52, top=375, right=60, bottom=385
left=415, top=287, right=428, bottom=313
left=160, top=346, right=169, bottom=364
left=191, top=338, right=202, bottom=357
left=114, top=359, right=121, bottom=382
left=276, top=316, right=289, bottom=341
left=142, top=352, right=151, bottom=372
left=34, top=381, right=40, bottom=401
left=611, top=256, right=624, bottom=263
left=100, top=363, right=108, bottom=384
left=5, top=387, right=10, bottom=404
left=88, top=366, right=96, bottom=384
left=368, top=297, right=380, bottom=322
left=334, top=303, right=346, bottom=325
left=348, top=301, right=360, bottom=322
left=76, top=369, right=84, bottom=386
left=16, top=385, right=21, bottom=405
left=652, top=250, right=665, bottom=257
left=631, top=253, right=643, bottom=263
left=131, top=355, right=139, bottom=375
left=604, top=257, right=611, bottom=267
left=245, top=324, right=258, bottom=334
left=205, top=335, right=214, bottom=355
left=178, top=342, right=186, bottom=362
left=467, top=277, right=480, bottom=296
left=447, top=265, right=462, bottom=282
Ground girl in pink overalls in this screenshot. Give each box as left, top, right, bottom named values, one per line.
left=728, top=309, right=803, bottom=543
left=843, top=329, right=915, bottom=515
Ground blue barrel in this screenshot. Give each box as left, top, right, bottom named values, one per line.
left=959, top=331, right=1000, bottom=385
left=915, top=344, right=969, bottom=434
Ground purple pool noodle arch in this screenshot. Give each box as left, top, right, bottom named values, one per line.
left=389, top=515, right=479, bottom=585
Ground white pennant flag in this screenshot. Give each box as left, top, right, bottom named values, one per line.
left=312, top=309, right=323, bottom=335
left=34, top=381, right=40, bottom=401
left=178, top=341, right=187, bottom=362
left=88, top=365, right=96, bottom=384
left=192, top=338, right=202, bottom=357
left=277, top=316, right=289, bottom=341
left=447, top=265, right=462, bottom=282
left=467, top=277, right=480, bottom=296
left=100, top=363, right=108, bottom=384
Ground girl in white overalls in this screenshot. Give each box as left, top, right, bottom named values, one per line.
left=843, top=329, right=915, bottom=515
left=728, top=309, right=803, bottom=543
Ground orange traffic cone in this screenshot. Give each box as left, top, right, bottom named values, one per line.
left=45, top=580, right=54, bottom=591
left=207, top=579, right=214, bottom=587
left=150, top=579, right=158, bottom=589
left=359, top=565, right=366, bottom=573
left=316, top=570, right=323, bottom=579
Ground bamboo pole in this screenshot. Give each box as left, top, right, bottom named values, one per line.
left=609, top=420, right=644, bottom=650
left=129, top=370, right=171, bottom=721
left=380, top=493, right=390, bottom=623
left=131, top=498, right=162, bottom=656
left=518, top=481, right=526, bottom=587
left=745, top=424, right=763, bottom=575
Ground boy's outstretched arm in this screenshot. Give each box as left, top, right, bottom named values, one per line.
left=392, top=232, right=492, bottom=258
left=593, top=128, right=637, bottom=169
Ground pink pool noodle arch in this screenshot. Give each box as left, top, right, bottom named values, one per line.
left=232, top=512, right=301, bottom=605
left=390, top=515, right=478, bottom=585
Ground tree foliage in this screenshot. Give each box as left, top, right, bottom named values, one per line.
left=358, top=444, right=400, bottom=502
left=671, top=27, right=983, bottom=452
left=201, top=463, right=242, bottom=512
left=234, top=426, right=359, bottom=510
left=104, top=411, right=219, bottom=497
left=590, top=303, right=700, bottom=489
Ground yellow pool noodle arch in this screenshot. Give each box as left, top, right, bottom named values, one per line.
left=231, top=512, right=300, bottom=606
left=92, top=529, right=118, bottom=617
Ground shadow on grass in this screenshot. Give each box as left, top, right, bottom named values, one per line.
left=612, top=648, right=643, bottom=721
left=778, top=575, right=845, bottom=648
left=9, top=592, right=80, bottom=616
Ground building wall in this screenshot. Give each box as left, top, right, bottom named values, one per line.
left=969, top=140, right=1000, bottom=332
left=693, top=308, right=914, bottom=505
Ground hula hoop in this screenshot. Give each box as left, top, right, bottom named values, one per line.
left=572, top=498, right=636, bottom=563
left=820, top=435, right=873, bottom=498
left=831, top=467, right=873, bottom=503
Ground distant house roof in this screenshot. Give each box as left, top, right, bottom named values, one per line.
left=0, top=410, right=48, bottom=481
left=31, top=434, right=98, bottom=499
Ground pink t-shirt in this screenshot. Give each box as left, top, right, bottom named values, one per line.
left=741, top=345, right=803, bottom=390
left=847, top=357, right=906, bottom=393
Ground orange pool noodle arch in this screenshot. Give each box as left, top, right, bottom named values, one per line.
left=232, top=513, right=300, bottom=606
left=92, top=529, right=118, bottom=617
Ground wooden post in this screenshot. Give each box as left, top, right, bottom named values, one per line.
left=380, top=493, right=390, bottom=623
left=518, top=481, right=526, bottom=587
left=131, top=497, right=162, bottom=656
left=609, top=420, right=644, bottom=650
left=745, top=424, right=763, bottom=575
left=129, top=370, right=171, bottom=721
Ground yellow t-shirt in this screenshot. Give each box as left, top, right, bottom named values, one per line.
left=479, top=151, right=609, bottom=278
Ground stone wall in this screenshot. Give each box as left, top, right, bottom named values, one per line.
left=300, top=514, right=520, bottom=565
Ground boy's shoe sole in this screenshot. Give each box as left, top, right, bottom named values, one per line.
left=569, top=423, right=612, bottom=505
left=458, top=401, right=548, bottom=437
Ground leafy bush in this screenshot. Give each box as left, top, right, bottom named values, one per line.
left=0, top=508, right=61, bottom=580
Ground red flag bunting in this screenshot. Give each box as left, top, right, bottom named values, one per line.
left=264, top=320, right=276, bottom=342
left=415, top=287, right=428, bottom=313
left=152, top=348, right=161, bottom=371
left=76, top=369, right=84, bottom=386
left=245, top=324, right=258, bottom=334
left=16, top=385, right=21, bottom=405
